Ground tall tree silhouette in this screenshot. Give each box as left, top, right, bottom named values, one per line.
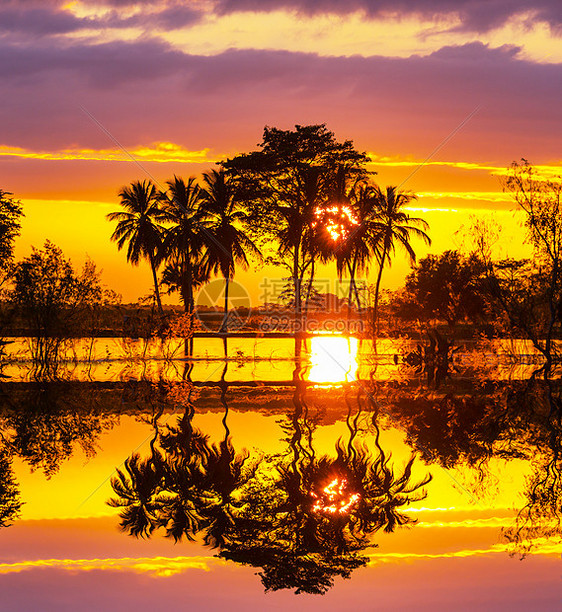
left=332, top=181, right=383, bottom=313
left=107, top=180, right=166, bottom=314
left=477, top=161, right=562, bottom=372
left=223, top=124, right=370, bottom=324
left=160, top=176, right=209, bottom=315
left=201, top=169, right=261, bottom=332
left=371, top=186, right=430, bottom=336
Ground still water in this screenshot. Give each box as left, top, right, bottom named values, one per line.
left=0, top=336, right=561, bottom=610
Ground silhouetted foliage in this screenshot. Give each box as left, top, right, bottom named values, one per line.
left=369, top=186, right=430, bottom=337
left=9, top=241, right=116, bottom=372
left=0, top=382, right=117, bottom=477
left=393, top=250, right=487, bottom=327
left=159, top=176, right=210, bottom=314
left=387, top=383, right=536, bottom=470
left=0, top=448, right=22, bottom=527
left=500, top=377, right=562, bottom=556
left=201, top=169, right=261, bottom=331
left=108, top=375, right=430, bottom=595
left=223, top=124, right=371, bottom=321
left=0, top=189, right=24, bottom=287
left=476, top=160, right=562, bottom=368
left=107, top=180, right=166, bottom=314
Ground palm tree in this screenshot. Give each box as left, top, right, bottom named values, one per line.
left=348, top=188, right=373, bottom=313
left=201, top=169, right=261, bottom=332
left=329, top=181, right=382, bottom=315
left=371, top=186, right=431, bottom=336
left=160, top=176, right=209, bottom=314
left=107, top=180, right=166, bottom=314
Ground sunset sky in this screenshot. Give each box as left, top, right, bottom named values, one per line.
left=3, top=0, right=562, bottom=303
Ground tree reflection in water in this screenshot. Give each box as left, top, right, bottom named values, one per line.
left=0, top=379, right=119, bottom=528
left=0, top=381, right=118, bottom=477
left=501, top=376, right=562, bottom=556
left=108, top=366, right=431, bottom=594
left=383, top=370, right=562, bottom=557
left=0, top=448, right=22, bottom=528
left=2, top=354, right=562, bottom=572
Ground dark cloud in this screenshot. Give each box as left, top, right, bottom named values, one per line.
left=0, top=2, right=201, bottom=37
left=216, top=0, right=562, bottom=33
left=149, top=5, right=203, bottom=29
left=0, top=8, right=93, bottom=35
left=0, top=38, right=188, bottom=86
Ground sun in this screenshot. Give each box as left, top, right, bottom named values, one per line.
left=312, top=204, right=359, bottom=242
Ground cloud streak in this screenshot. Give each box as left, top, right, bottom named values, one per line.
left=0, top=555, right=219, bottom=577
left=1, top=539, right=561, bottom=578
left=0, top=143, right=217, bottom=164
left=0, top=2, right=202, bottom=37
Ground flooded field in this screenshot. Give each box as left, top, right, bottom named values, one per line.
left=1, top=336, right=561, bottom=610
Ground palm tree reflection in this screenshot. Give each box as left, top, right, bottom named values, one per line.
left=108, top=376, right=430, bottom=594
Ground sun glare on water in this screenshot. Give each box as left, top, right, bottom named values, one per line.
left=307, top=335, right=358, bottom=384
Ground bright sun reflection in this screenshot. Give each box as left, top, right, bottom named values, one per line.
left=307, top=336, right=358, bottom=384
left=311, top=477, right=361, bottom=515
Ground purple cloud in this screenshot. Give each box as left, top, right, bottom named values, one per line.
left=0, top=8, right=95, bottom=35
left=0, top=2, right=202, bottom=37
left=0, top=38, right=559, bottom=168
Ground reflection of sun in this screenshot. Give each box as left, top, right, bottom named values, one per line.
left=311, top=477, right=360, bottom=515
left=313, top=204, right=359, bottom=242
left=308, top=336, right=358, bottom=384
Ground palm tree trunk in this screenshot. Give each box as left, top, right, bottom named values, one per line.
left=304, top=258, right=315, bottom=323
left=350, top=254, right=363, bottom=314
left=293, top=244, right=302, bottom=333
left=188, top=280, right=194, bottom=356
left=354, top=280, right=361, bottom=312
left=372, top=248, right=387, bottom=340
left=149, top=253, right=163, bottom=315
left=221, top=276, right=230, bottom=333
left=184, top=258, right=193, bottom=313
left=347, top=258, right=357, bottom=323
left=182, top=259, right=194, bottom=356
left=354, top=280, right=363, bottom=334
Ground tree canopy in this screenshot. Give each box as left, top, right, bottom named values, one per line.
left=394, top=250, right=486, bottom=327
left=222, top=124, right=372, bottom=317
